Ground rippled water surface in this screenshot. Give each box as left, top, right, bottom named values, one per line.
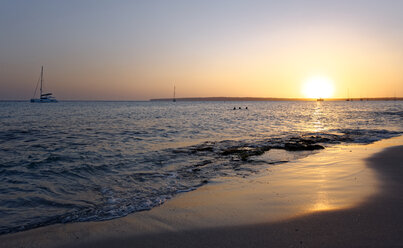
left=0, top=101, right=402, bottom=234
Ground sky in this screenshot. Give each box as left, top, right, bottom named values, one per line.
left=0, top=0, right=402, bottom=100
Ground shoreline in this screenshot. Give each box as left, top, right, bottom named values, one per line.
left=1, top=136, right=403, bottom=247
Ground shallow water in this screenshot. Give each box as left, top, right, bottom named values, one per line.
left=0, top=100, right=402, bottom=234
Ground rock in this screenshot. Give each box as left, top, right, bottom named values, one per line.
left=284, top=143, right=324, bottom=151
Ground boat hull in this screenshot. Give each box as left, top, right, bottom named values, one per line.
left=30, top=98, right=58, bottom=103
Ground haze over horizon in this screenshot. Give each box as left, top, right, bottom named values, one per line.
left=1, top=0, right=402, bottom=100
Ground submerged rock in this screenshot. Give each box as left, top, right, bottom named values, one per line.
left=284, top=143, right=324, bottom=151
left=222, top=147, right=270, bottom=161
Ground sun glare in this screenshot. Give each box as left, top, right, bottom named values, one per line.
left=302, top=76, right=334, bottom=99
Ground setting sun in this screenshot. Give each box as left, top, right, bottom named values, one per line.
left=302, top=76, right=335, bottom=99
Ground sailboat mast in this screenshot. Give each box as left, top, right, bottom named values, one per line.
left=40, top=66, right=43, bottom=97
left=173, top=85, right=176, bottom=102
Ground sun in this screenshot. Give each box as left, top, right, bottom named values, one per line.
left=302, top=76, right=334, bottom=99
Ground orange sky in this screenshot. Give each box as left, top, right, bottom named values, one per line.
left=0, top=1, right=402, bottom=100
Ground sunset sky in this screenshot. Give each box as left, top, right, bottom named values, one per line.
left=1, top=0, right=402, bottom=100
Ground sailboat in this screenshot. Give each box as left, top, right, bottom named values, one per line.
left=30, top=66, right=58, bottom=103
left=173, top=85, right=176, bottom=102
left=346, top=88, right=351, bottom=101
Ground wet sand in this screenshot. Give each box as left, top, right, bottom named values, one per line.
left=1, top=136, right=403, bottom=248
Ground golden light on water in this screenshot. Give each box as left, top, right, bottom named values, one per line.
left=302, top=76, right=335, bottom=99
left=312, top=191, right=333, bottom=211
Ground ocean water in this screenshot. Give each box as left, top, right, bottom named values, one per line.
left=0, top=101, right=402, bottom=234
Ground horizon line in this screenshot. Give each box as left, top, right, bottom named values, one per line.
left=1, top=97, right=403, bottom=102
left=149, top=96, right=403, bottom=102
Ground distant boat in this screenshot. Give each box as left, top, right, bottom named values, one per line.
left=30, top=66, right=58, bottom=103
left=173, top=85, right=176, bottom=102
left=317, top=98, right=324, bottom=101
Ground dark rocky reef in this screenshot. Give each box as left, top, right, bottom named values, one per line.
left=221, top=146, right=270, bottom=161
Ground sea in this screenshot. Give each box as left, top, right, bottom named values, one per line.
left=0, top=100, right=402, bottom=234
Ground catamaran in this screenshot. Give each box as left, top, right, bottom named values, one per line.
left=30, top=66, right=58, bottom=103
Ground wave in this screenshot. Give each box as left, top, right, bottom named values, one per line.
left=0, top=127, right=401, bottom=235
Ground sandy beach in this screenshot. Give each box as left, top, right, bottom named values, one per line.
left=1, top=136, right=403, bottom=248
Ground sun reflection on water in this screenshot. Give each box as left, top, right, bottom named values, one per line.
left=312, top=191, right=333, bottom=211
left=307, top=102, right=326, bottom=133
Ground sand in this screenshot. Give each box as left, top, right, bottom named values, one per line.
left=1, top=136, right=403, bottom=248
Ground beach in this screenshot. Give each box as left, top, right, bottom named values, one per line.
left=1, top=135, right=402, bottom=248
